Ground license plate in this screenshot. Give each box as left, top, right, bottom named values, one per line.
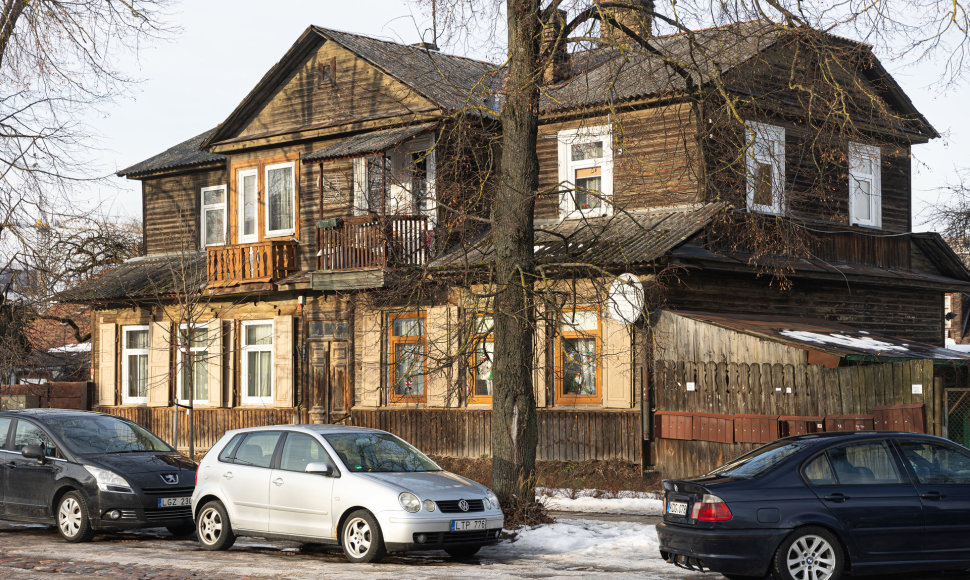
left=451, top=519, right=487, bottom=531
left=667, top=501, right=688, bottom=516
left=157, top=497, right=191, bottom=508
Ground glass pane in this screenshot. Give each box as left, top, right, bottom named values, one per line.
left=561, top=309, right=598, bottom=331
left=474, top=315, right=494, bottom=335
left=753, top=162, right=773, bottom=206
left=190, top=327, right=208, bottom=349
left=473, top=340, right=494, bottom=397
left=182, top=355, right=208, bottom=401
left=850, top=151, right=872, bottom=175
left=324, top=432, right=439, bottom=473
left=0, top=418, right=9, bottom=448
left=205, top=208, right=225, bottom=245
left=245, top=323, right=273, bottom=346
left=852, top=177, right=871, bottom=220
left=394, top=343, right=425, bottom=395
left=126, top=329, right=148, bottom=349
left=280, top=432, right=330, bottom=472
left=574, top=166, right=602, bottom=210
left=267, top=166, right=294, bottom=232
left=242, top=173, right=257, bottom=237
left=392, top=317, right=424, bottom=337
left=571, top=140, right=603, bottom=161
left=828, top=442, right=900, bottom=484
left=308, top=321, right=324, bottom=337
left=409, top=152, right=429, bottom=208
left=900, top=441, right=970, bottom=484
left=203, top=189, right=225, bottom=205
left=247, top=351, right=272, bottom=398
left=13, top=422, right=57, bottom=456
left=233, top=432, right=280, bottom=469
left=562, top=337, right=596, bottom=395
left=218, top=433, right=245, bottom=462
left=127, top=354, right=147, bottom=398
left=803, top=454, right=836, bottom=485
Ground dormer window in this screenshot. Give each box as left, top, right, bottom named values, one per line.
left=745, top=122, right=785, bottom=215
left=849, top=142, right=881, bottom=228
left=558, top=125, right=613, bottom=219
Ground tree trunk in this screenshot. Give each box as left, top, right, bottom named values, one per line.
left=491, top=0, right=541, bottom=511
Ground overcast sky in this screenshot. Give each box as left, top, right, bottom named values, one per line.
left=89, top=0, right=968, bottom=232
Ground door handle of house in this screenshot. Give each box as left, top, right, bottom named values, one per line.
left=921, top=491, right=945, bottom=500
left=823, top=493, right=848, bottom=503
left=273, top=478, right=284, bottom=487
left=223, top=472, right=233, bottom=480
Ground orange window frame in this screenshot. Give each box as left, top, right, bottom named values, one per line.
left=387, top=312, right=427, bottom=404
left=555, top=306, right=602, bottom=405
left=229, top=155, right=300, bottom=244
left=467, top=313, right=494, bottom=405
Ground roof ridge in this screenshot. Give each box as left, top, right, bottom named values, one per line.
left=311, top=25, right=498, bottom=67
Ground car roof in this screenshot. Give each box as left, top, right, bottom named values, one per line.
left=780, top=431, right=946, bottom=444
left=0, top=408, right=110, bottom=420
left=221, top=424, right=388, bottom=438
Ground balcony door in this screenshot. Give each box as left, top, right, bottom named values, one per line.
left=237, top=168, right=259, bottom=244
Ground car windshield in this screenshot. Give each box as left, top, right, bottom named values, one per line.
left=708, top=440, right=810, bottom=478
left=324, top=432, right=440, bottom=473
left=44, top=415, right=173, bottom=455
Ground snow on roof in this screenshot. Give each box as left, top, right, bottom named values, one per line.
left=47, top=343, right=91, bottom=354
left=779, top=330, right=910, bottom=353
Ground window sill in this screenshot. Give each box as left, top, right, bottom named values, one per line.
left=265, top=230, right=296, bottom=239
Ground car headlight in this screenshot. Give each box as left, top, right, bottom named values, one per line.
left=84, top=465, right=134, bottom=494
left=399, top=492, right=421, bottom=513
left=423, top=499, right=436, bottom=512
left=485, top=490, right=500, bottom=511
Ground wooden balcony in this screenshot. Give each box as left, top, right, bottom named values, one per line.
left=312, top=215, right=430, bottom=290
left=206, top=239, right=299, bottom=288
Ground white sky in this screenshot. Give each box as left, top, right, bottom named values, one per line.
left=88, top=0, right=968, bottom=232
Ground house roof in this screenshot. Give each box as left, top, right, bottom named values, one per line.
left=117, top=128, right=225, bottom=178
left=55, top=253, right=207, bottom=303
left=430, top=202, right=726, bottom=269
left=302, top=123, right=437, bottom=163
left=670, top=310, right=970, bottom=362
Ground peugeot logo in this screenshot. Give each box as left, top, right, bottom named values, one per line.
left=160, top=474, right=179, bottom=485
left=458, top=499, right=469, bottom=512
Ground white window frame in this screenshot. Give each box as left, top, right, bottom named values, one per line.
left=264, top=161, right=296, bottom=238
left=200, top=184, right=227, bottom=248
left=121, top=325, right=149, bottom=406
left=237, top=168, right=259, bottom=244
left=848, top=141, right=881, bottom=228
left=745, top=121, right=786, bottom=215
left=558, top=125, right=613, bottom=219
left=354, top=138, right=437, bottom=225
left=176, top=323, right=209, bottom=407
left=241, top=320, right=274, bottom=405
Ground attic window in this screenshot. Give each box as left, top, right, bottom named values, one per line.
left=319, top=57, right=336, bottom=86
left=849, top=142, right=881, bottom=228
left=557, top=125, right=613, bottom=219
left=745, top=121, right=785, bottom=215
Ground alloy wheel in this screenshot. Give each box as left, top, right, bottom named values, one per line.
left=785, top=533, right=837, bottom=580
left=198, top=507, right=223, bottom=545
left=344, top=517, right=372, bottom=558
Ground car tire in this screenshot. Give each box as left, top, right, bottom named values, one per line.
left=341, top=509, right=386, bottom=563
left=445, top=545, right=481, bottom=559
left=165, top=522, right=196, bottom=537
left=57, top=491, right=95, bottom=543
left=196, top=500, right=236, bottom=551
left=772, top=526, right=844, bottom=580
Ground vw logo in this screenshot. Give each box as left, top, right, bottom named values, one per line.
left=458, top=499, right=469, bottom=512
left=160, top=474, right=179, bottom=485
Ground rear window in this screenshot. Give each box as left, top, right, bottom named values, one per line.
left=218, top=433, right=245, bottom=463
left=709, top=440, right=810, bottom=478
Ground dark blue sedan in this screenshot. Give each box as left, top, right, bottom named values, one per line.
left=657, top=432, right=970, bottom=580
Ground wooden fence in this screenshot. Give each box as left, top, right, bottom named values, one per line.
left=1, top=382, right=91, bottom=410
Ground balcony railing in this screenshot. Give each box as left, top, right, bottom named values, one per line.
left=316, top=215, right=431, bottom=271
left=206, top=239, right=299, bottom=288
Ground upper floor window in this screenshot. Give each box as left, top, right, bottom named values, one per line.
left=241, top=320, right=273, bottom=405
left=353, top=138, right=437, bottom=223
left=556, top=307, right=601, bottom=405
left=745, top=122, right=785, bottom=215
left=237, top=168, right=258, bottom=244
left=558, top=125, right=613, bottom=219
left=121, top=326, right=149, bottom=405
left=265, top=162, right=296, bottom=237
left=849, top=142, right=881, bottom=228
left=468, top=314, right=494, bottom=405
left=201, top=185, right=227, bottom=247
left=388, top=313, right=426, bottom=404
left=177, top=324, right=208, bottom=406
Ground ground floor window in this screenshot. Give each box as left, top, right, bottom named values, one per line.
left=556, top=308, right=601, bottom=404
left=177, top=324, right=208, bottom=405
left=242, top=320, right=273, bottom=404
left=468, top=314, right=494, bottom=404
left=388, top=313, right=426, bottom=403
left=121, top=326, right=149, bottom=405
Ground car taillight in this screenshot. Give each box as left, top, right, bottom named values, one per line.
left=195, top=466, right=199, bottom=486
left=691, top=494, right=732, bottom=521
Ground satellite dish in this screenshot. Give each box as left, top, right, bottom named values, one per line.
left=608, top=273, right=644, bottom=325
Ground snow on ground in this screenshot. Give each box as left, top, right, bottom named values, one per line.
left=538, top=487, right=663, bottom=515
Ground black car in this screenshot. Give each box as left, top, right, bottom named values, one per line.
left=657, top=431, right=970, bottom=580
left=0, top=409, right=196, bottom=541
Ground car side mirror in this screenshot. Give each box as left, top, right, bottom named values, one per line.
left=22, top=444, right=46, bottom=462
left=305, top=461, right=335, bottom=476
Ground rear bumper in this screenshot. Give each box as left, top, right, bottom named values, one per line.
left=656, top=521, right=787, bottom=577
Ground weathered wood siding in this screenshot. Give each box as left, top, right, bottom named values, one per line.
left=536, top=105, right=700, bottom=219
left=350, top=408, right=640, bottom=462
left=142, top=167, right=226, bottom=255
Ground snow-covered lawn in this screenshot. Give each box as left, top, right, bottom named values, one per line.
left=538, top=487, right=663, bottom=515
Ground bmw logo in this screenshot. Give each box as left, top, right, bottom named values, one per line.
left=458, top=499, right=469, bottom=512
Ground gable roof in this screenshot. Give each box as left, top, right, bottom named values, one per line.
left=117, top=128, right=225, bottom=178
left=204, top=26, right=499, bottom=148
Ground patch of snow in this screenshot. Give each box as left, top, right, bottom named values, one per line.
left=779, top=330, right=909, bottom=352
left=48, top=343, right=91, bottom=354
left=538, top=488, right=662, bottom=515
left=948, top=343, right=970, bottom=353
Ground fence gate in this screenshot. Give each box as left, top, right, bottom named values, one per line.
left=945, top=388, right=970, bottom=447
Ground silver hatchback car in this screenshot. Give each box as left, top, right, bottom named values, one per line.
left=191, top=425, right=504, bottom=563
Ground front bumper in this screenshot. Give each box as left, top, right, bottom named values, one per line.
left=656, top=521, right=787, bottom=577
left=91, top=489, right=194, bottom=531
left=380, top=511, right=504, bottom=552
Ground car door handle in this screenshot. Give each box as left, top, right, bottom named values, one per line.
left=272, top=478, right=284, bottom=487
left=823, top=493, right=849, bottom=503
left=223, top=472, right=233, bottom=480
left=921, top=491, right=946, bottom=500
left=6, top=461, right=16, bottom=468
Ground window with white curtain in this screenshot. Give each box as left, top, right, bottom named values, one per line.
left=177, top=324, right=208, bottom=405
left=265, top=162, right=295, bottom=237
left=200, top=185, right=226, bottom=247
left=121, top=326, right=149, bottom=405
left=241, top=320, right=273, bottom=405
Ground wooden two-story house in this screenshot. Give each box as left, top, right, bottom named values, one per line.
left=62, top=17, right=970, bottom=476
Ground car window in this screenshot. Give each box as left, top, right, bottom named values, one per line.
left=899, top=440, right=970, bottom=484
left=279, top=432, right=333, bottom=472
left=803, top=453, right=836, bottom=485
left=232, top=432, right=281, bottom=468
left=42, top=414, right=172, bottom=455
left=218, top=433, right=245, bottom=463
left=13, top=421, right=61, bottom=459
left=708, top=440, right=811, bottom=478
left=324, top=432, right=440, bottom=473
left=827, top=441, right=900, bottom=485
left=0, top=418, right=10, bottom=450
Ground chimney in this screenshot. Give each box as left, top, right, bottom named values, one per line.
left=542, top=9, right=570, bottom=84
left=600, top=0, right=654, bottom=46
